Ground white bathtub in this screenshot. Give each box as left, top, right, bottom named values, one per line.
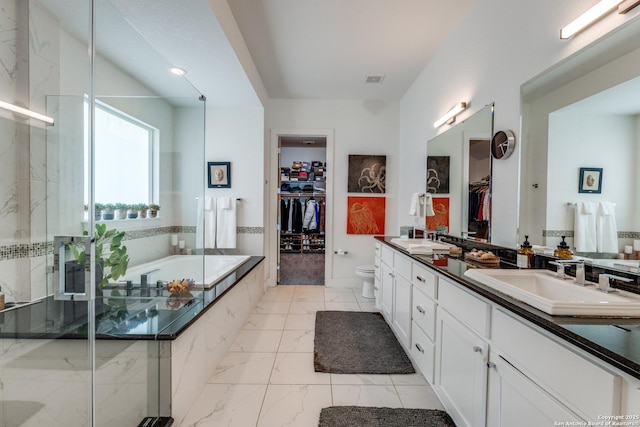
left=121, top=255, right=251, bottom=289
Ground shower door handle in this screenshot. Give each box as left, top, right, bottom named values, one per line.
left=53, top=236, right=95, bottom=301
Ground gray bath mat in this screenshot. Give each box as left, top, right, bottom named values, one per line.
left=314, top=311, right=414, bottom=374
left=318, top=406, right=456, bottom=427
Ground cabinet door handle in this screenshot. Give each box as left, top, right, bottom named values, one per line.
left=416, top=305, right=425, bottom=314
left=415, top=343, right=425, bottom=353
left=487, top=362, right=496, bottom=369
left=388, top=272, right=394, bottom=278
left=374, top=264, right=379, bottom=268
left=374, top=286, right=379, bottom=291
left=416, top=275, right=426, bottom=283
left=472, top=346, right=483, bottom=353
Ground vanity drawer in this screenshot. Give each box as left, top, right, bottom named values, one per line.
left=394, top=253, right=412, bottom=281
left=381, top=245, right=394, bottom=267
left=412, top=287, right=436, bottom=340
left=411, top=322, right=435, bottom=383
left=374, top=257, right=381, bottom=280
left=438, top=278, right=489, bottom=338
left=492, top=309, right=621, bottom=421
left=412, top=263, right=437, bottom=299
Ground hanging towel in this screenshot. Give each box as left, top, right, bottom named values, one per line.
left=597, top=201, right=618, bottom=253
left=216, top=197, right=237, bottom=249
left=196, top=197, right=216, bottom=249
left=424, top=193, right=435, bottom=217
left=574, top=201, right=597, bottom=252
left=409, top=193, right=421, bottom=216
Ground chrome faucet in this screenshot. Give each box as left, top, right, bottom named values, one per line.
left=597, top=273, right=633, bottom=294
left=140, top=268, right=161, bottom=288
left=549, top=260, right=586, bottom=285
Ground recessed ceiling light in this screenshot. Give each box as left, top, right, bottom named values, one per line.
left=170, top=67, right=187, bottom=76
left=365, top=75, right=384, bottom=84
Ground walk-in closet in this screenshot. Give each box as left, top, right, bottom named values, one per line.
left=468, top=138, right=491, bottom=240
left=278, top=136, right=327, bottom=285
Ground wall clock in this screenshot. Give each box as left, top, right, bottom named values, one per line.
left=491, top=130, right=515, bottom=160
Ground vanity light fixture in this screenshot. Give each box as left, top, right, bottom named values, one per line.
left=560, top=0, right=624, bottom=39
left=0, top=100, right=54, bottom=125
left=433, top=102, right=467, bottom=128
left=618, top=0, right=640, bottom=14
left=170, top=67, right=187, bottom=76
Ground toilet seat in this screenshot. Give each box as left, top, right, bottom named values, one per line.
left=355, top=265, right=375, bottom=274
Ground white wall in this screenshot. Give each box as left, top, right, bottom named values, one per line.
left=267, top=99, right=399, bottom=286
left=398, top=0, right=640, bottom=248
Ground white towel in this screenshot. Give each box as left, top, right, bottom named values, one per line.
left=574, top=201, right=597, bottom=252
left=424, top=193, right=435, bottom=217
left=409, top=193, right=421, bottom=216
left=216, top=197, right=237, bottom=249
left=196, top=197, right=216, bottom=249
left=597, top=201, right=618, bottom=253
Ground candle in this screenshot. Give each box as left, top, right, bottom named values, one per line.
left=171, top=234, right=178, bottom=246
left=634, top=240, right=640, bottom=252
left=625, top=245, right=633, bottom=254
left=179, top=240, right=185, bottom=249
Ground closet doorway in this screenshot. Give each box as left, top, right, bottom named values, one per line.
left=278, top=135, right=327, bottom=285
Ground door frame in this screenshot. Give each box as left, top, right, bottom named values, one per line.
left=268, top=128, right=334, bottom=287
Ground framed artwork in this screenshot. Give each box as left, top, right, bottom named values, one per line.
left=578, top=167, right=602, bottom=194
left=348, top=154, right=386, bottom=193
left=347, top=196, right=386, bottom=234
left=426, top=156, right=450, bottom=194
left=208, top=162, right=231, bottom=188
left=426, top=197, right=450, bottom=232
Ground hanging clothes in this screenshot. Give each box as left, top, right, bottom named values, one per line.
left=302, top=198, right=318, bottom=232
left=280, top=198, right=290, bottom=232
left=292, top=198, right=303, bottom=233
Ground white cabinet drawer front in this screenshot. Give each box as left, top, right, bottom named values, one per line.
left=412, top=263, right=437, bottom=299
left=411, top=323, right=435, bottom=383
left=374, top=257, right=381, bottom=280
left=374, top=242, right=382, bottom=256
left=492, top=309, right=621, bottom=421
left=394, top=253, right=412, bottom=281
left=412, top=287, right=436, bottom=340
left=381, top=245, right=394, bottom=267
left=438, top=279, right=489, bottom=338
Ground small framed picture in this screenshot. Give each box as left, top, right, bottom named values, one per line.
left=208, top=162, right=231, bottom=188
left=579, top=167, right=602, bottom=194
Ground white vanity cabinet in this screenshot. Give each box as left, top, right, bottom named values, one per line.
left=410, top=263, right=438, bottom=383
left=373, top=242, right=382, bottom=307
left=435, top=277, right=490, bottom=427
left=378, top=244, right=412, bottom=348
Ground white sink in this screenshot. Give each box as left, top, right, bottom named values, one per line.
left=390, top=238, right=452, bottom=254
left=463, top=269, right=640, bottom=317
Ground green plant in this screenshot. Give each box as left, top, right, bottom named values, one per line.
left=95, top=202, right=105, bottom=211
left=148, top=203, right=160, bottom=211
left=103, top=203, right=116, bottom=212
left=133, top=203, right=148, bottom=211
left=68, top=223, right=130, bottom=289
left=114, top=202, right=129, bottom=210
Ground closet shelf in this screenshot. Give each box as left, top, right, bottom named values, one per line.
left=279, top=192, right=326, bottom=197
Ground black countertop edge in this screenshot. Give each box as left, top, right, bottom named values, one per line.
left=375, top=236, right=640, bottom=381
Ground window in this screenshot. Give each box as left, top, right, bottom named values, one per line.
left=85, top=100, right=156, bottom=209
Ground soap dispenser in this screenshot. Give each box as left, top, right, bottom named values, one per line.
left=554, top=236, right=573, bottom=260
left=517, top=235, right=535, bottom=269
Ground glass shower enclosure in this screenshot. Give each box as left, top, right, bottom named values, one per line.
left=0, top=1, right=205, bottom=425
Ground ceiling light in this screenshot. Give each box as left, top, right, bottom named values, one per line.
left=433, top=102, right=467, bottom=128
left=560, top=0, right=623, bottom=39
left=302, top=140, right=316, bottom=145
left=0, top=100, right=54, bottom=125
left=618, top=0, right=640, bottom=13
left=170, top=67, right=187, bottom=76
left=365, top=75, right=384, bottom=84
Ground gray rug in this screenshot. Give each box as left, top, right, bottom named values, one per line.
left=319, top=406, right=456, bottom=427
left=314, top=311, right=415, bottom=374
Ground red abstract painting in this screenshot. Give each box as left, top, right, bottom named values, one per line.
left=426, top=197, right=449, bottom=232
left=347, top=196, right=386, bottom=234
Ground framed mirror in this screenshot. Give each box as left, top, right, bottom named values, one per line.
left=426, top=104, right=494, bottom=241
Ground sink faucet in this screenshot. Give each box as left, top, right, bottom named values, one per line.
left=141, top=268, right=161, bottom=289
left=549, top=260, right=586, bottom=285
left=597, top=273, right=633, bottom=293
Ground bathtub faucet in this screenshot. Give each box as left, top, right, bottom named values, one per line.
left=140, top=269, right=161, bottom=289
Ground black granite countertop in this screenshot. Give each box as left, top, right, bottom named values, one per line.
left=0, top=256, right=264, bottom=341
left=376, top=236, right=640, bottom=381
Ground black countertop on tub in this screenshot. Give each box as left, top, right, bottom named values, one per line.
left=376, top=236, right=640, bottom=381
left=0, top=256, right=264, bottom=341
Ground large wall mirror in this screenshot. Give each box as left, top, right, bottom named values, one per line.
left=520, top=19, right=640, bottom=272
left=427, top=104, right=494, bottom=241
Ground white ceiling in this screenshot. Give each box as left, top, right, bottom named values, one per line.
left=226, top=0, right=473, bottom=100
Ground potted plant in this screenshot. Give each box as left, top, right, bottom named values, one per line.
left=137, top=203, right=149, bottom=219
left=102, top=203, right=116, bottom=220
left=94, top=203, right=105, bottom=221
left=147, top=203, right=160, bottom=218
left=127, top=204, right=139, bottom=219
left=114, top=202, right=128, bottom=220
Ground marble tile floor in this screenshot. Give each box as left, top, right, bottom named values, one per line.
left=179, top=285, right=445, bottom=427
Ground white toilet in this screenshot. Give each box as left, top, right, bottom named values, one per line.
left=355, top=265, right=375, bottom=299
